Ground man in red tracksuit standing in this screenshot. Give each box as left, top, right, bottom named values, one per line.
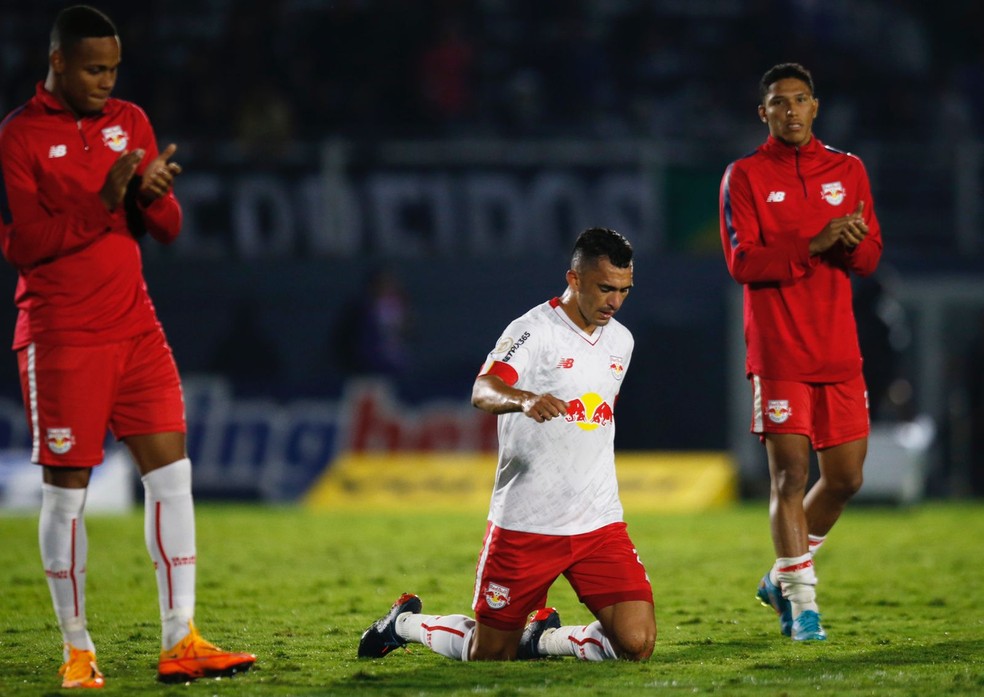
left=0, top=5, right=255, bottom=688
left=719, top=63, right=883, bottom=642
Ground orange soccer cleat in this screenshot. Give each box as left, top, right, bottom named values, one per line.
left=157, top=622, right=256, bottom=683
left=59, top=645, right=105, bottom=689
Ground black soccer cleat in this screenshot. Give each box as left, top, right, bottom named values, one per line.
left=516, top=607, right=561, bottom=660
left=357, top=593, right=423, bottom=658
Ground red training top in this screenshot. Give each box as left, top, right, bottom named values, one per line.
left=0, top=82, right=180, bottom=349
left=719, top=134, right=882, bottom=383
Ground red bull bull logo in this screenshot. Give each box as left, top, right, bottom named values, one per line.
left=767, top=399, right=792, bottom=424
left=485, top=582, right=511, bottom=609
left=566, top=392, right=614, bottom=431
left=820, top=181, right=845, bottom=206
left=609, top=355, right=625, bottom=380
left=101, top=125, right=129, bottom=153
left=46, top=427, right=75, bottom=455
left=566, top=398, right=587, bottom=422
left=591, top=401, right=614, bottom=426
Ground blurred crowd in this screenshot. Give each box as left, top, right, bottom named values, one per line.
left=2, top=0, right=983, bottom=148
left=2, top=0, right=983, bottom=493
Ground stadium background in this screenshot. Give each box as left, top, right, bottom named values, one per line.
left=1, top=0, right=982, bottom=508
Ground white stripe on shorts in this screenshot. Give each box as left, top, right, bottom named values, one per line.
left=471, top=523, right=495, bottom=611
left=27, top=343, right=40, bottom=462
left=751, top=374, right=763, bottom=433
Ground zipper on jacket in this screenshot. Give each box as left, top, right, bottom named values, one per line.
left=76, top=120, right=90, bottom=151
left=795, top=147, right=807, bottom=197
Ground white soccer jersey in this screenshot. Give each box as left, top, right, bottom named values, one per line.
left=478, top=297, right=633, bottom=535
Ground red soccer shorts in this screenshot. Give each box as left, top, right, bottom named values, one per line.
left=472, top=521, right=654, bottom=631
left=750, top=373, right=870, bottom=450
left=17, top=329, right=186, bottom=467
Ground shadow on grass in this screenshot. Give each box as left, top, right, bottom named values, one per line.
left=323, top=636, right=984, bottom=696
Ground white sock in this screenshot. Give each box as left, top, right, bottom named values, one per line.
left=39, top=484, right=95, bottom=656
left=541, top=621, right=617, bottom=661
left=142, top=459, right=196, bottom=648
left=776, top=554, right=819, bottom=617
left=808, top=534, right=826, bottom=557
left=397, top=612, right=475, bottom=661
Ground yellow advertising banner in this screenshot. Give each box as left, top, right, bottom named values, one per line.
left=304, top=452, right=736, bottom=513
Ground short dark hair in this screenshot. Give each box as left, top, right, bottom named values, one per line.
left=759, top=63, right=815, bottom=101
left=50, top=5, right=117, bottom=56
left=571, top=227, right=633, bottom=270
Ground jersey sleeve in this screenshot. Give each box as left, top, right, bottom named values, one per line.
left=477, top=317, right=539, bottom=387
left=615, top=332, right=634, bottom=398
left=720, top=161, right=819, bottom=285
left=0, top=124, right=115, bottom=269
left=838, top=157, right=882, bottom=276
left=129, top=107, right=181, bottom=245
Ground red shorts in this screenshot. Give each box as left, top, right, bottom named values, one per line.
left=750, top=373, right=869, bottom=450
left=471, top=521, right=654, bottom=631
left=17, top=329, right=186, bottom=467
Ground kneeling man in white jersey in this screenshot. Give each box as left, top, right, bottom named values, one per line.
left=358, top=227, right=656, bottom=662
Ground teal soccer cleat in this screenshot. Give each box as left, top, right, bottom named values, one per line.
left=791, top=609, right=827, bottom=641
left=756, top=573, right=793, bottom=637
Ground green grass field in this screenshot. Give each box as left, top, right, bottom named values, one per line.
left=1, top=502, right=982, bottom=696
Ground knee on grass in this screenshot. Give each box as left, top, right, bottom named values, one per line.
left=469, top=644, right=517, bottom=661
left=612, top=626, right=656, bottom=661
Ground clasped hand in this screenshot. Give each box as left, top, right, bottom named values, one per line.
left=809, top=201, right=867, bottom=255
left=99, top=143, right=182, bottom=211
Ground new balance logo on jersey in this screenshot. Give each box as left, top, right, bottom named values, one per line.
left=557, top=357, right=574, bottom=369
left=766, top=191, right=786, bottom=202
left=48, top=144, right=67, bottom=158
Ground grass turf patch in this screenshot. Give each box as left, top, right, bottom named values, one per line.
left=0, top=502, right=982, bottom=695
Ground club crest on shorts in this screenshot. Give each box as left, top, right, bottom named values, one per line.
left=101, top=125, right=129, bottom=153
left=484, top=582, right=511, bottom=609
left=820, top=181, right=845, bottom=206
left=46, top=428, right=75, bottom=454
left=767, top=400, right=792, bottom=424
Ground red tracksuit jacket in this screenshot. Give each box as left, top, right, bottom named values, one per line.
left=0, top=82, right=180, bottom=349
left=720, top=134, right=883, bottom=383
